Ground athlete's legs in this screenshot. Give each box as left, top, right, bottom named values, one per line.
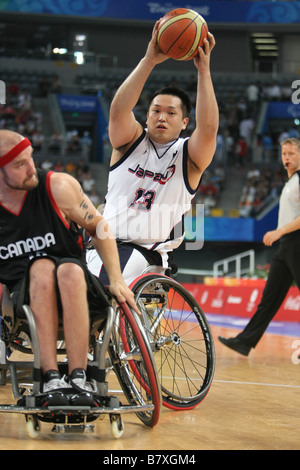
left=28, top=258, right=58, bottom=373
left=219, top=248, right=294, bottom=355
left=284, top=239, right=300, bottom=289
left=56, top=262, right=90, bottom=374
left=29, top=258, right=90, bottom=375
left=236, top=255, right=293, bottom=347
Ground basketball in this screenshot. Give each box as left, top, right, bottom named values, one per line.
left=157, top=8, right=208, bottom=61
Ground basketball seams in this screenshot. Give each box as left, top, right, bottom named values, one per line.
left=157, top=10, right=206, bottom=61
left=162, top=19, right=196, bottom=56
left=179, top=19, right=204, bottom=61
left=179, top=19, right=207, bottom=60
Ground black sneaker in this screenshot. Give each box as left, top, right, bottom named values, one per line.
left=43, top=370, right=71, bottom=393
left=42, top=370, right=71, bottom=407
left=218, top=336, right=251, bottom=356
left=66, top=369, right=101, bottom=407
left=65, top=369, right=97, bottom=393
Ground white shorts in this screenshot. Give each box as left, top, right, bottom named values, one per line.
left=86, top=244, right=150, bottom=286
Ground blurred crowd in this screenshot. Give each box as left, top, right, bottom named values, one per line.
left=0, top=77, right=92, bottom=157
left=0, top=83, right=43, bottom=145
left=35, top=157, right=102, bottom=207
left=238, top=165, right=286, bottom=218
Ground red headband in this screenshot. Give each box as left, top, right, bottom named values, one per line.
left=0, top=138, right=31, bottom=168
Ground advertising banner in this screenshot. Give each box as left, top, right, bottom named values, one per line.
left=183, top=282, right=300, bottom=322
left=0, top=1, right=300, bottom=24
left=57, top=94, right=98, bottom=113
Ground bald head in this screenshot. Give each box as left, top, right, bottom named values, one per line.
left=0, top=130, right=24, bottom=156
left=0, top=130, right=37, bottom=191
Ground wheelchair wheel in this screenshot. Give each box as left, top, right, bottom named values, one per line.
left=108, top=302, right=161, bottom=427
left=130, top=274, right=215, bottom=410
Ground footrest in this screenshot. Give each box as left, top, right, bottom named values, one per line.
left=52, top=424, right=95, bottom=434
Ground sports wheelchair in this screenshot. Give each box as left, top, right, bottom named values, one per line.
left=129, top=268, right=215, bottom=411
left=0, top=280, right=161, bottom=439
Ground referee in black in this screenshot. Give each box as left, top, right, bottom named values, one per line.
left=219, top=137, right=300, bottom=356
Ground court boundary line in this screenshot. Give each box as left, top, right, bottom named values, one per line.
left=214, top=379, right=300, bottom=389
left=163, top=376, right=300, bottom=389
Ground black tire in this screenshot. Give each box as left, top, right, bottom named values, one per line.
left=131, top=274, right=215, bottom=410
left=108, top=302, right=161, bottom=426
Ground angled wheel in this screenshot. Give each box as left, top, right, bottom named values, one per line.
left=108, top=302, right=161, bottom=427
left=26, top=415, right=40, bottom=439
left=110, top=414, right=124, bottom=439
left=130, top=274, right=215, bottom=410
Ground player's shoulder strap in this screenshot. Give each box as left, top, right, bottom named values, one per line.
left=110, top=129, right=147, bottom=171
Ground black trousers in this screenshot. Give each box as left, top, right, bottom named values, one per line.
left=237, top=232, right=300, bottom=348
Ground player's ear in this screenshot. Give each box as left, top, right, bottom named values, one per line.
left=182, top=117, right=189, bottom=130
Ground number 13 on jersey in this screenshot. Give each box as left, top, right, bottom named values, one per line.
left=130, top=188, right=156, bottom=212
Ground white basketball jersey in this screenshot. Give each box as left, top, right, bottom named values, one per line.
left=278, top=171, right=300, bottom=229
left=102, top=129, right=199, bottom=266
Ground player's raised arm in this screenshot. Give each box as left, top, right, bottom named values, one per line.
left=187, top=32, right=219, bottom=177
left=109, top=21, right=168, bottom=162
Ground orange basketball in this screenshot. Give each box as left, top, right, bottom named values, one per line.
left=157, top=8, right=208, bottom=61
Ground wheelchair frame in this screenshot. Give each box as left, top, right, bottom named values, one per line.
left=0, top=283, right=161, bottom=439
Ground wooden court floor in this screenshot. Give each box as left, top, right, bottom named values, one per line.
left=0, top=324, right=299, bottom=450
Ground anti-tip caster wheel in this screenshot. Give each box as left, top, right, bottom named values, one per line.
left=110, top=414, right=124, bottom=439
left=26, top=415, right=40, bottom=439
